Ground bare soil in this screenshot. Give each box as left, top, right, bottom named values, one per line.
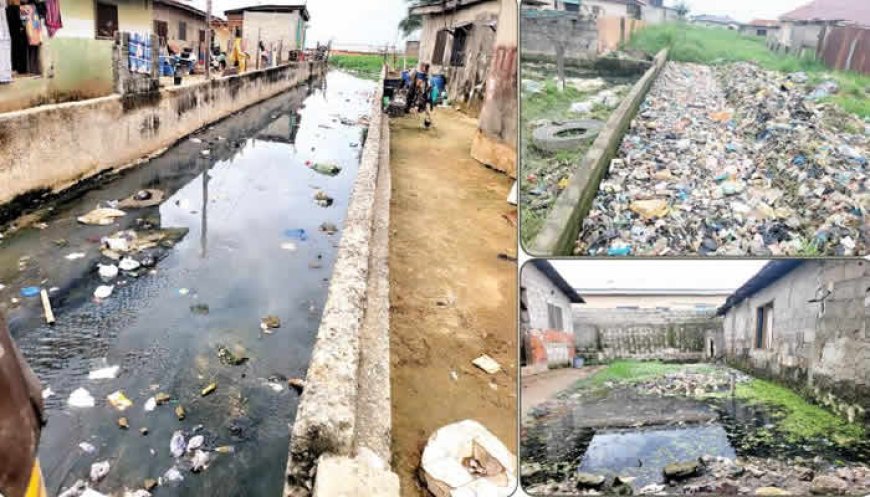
left=388, top=108, right=517, bottom=496
left=521, top=366, right=604, bottom=417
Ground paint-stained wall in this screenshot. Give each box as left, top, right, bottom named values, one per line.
left=722, top=260, right=870, bottom=423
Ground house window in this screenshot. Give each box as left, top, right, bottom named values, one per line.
left=199, top=29, right=206, bottom=43
left=564, top=2, right=580, bottom=12
left=627, top=3, right=642, bottom=20
left=547, top=303, right=564, bottom=331
left=95, top=2, right=119, bottom=39
left=449, top=26, right=470, bottom=67
left=755, top=302, right=774, bottom=349
left=154, top=20, right=168, bottom=46
left=178, top=21, right=187, bottom=41
left=432, top=29, right=449, bottom=66
left=757, top=28, right=767, bottom=36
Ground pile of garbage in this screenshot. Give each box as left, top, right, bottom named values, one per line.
left=631, top=369, right=752, bottom=398
left=577, top=62, right=868, bottom=256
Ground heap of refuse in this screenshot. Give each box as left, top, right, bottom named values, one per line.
left=577, top=61, right=868, bottom=256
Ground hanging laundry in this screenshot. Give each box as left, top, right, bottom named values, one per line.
left=19, top=4, right=40, bottom=46
left=44, top=0, right=61, bottom=36
left=0, top=0, right=11, bottom=83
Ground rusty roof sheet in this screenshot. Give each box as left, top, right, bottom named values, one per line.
left=780, top=0, right=870, bottom=26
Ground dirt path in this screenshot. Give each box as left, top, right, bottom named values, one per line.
left=521, top=366, right=604, bottom=416
left=388, top=108, right=517, bottom=496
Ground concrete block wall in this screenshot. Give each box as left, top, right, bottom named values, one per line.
left=574, top=308, right=721, bottom=361
left=520, top=11, right=598, bottom=60
left=521, top=263, right=574, bottom=335
left=722, top=260, right=870, bottom=422
left=0, top=61, right=325, bottom=212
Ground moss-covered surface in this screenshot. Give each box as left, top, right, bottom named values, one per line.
left=571, top=360, right=715, bottom=390
left=329, top=54, right=418, bottom=81
left=735, top=379, right=865, bottom=443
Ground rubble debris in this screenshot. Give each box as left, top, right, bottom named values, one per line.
left=118, top=417, right=130, bottom=429
left=421, top=420, right=516, bottom=496
left=161, top=466, right=184, bottom=483
left=191, top=450, right=211, bottom=472
left=472, top=354, right=502, bottom=374
left=187, top=435, right=205, bottom=452
left=175, top=405, right=186, bottom=420
left=78, top=208, right=126, bottom=226
left=663, top=460, right=701, bottom=481
left=155, top=392, right=171, bottom=405
left=143, top=479, right=158, bottom=491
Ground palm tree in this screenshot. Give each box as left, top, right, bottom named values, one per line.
left=398, top=13, right=422, bottom=37
left=675, top=1, right=689, bottom=19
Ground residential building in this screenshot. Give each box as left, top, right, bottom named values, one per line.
left=471, top=0, right=517, bottom=177
left=717, top=260, right=870, bottom=424
left=521, top=260, right=585, bottom=373
left=691, top=14, right=740, bottom=29
left=1, top=0, right=153, bottom=113
left=410, top=0, right=501, bottom=114
left=774, top=0, right=870, bottom=58
left=153, top=0, right=207, bottom=67
left=224, top=3, right=309, bottom=67
left=404, top=40, right=419, bottom=58
left=740, top=19, right=780, bottom=37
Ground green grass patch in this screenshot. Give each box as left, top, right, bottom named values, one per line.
left=735, top=379, right=865, bottom=443
left=574, top=360, right=688, bottom=389
left=329, top=54, right=418, bottom=80
left=626, top=23, right=870, bottom=118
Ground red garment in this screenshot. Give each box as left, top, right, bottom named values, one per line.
left=44, top=0, right=60, bottom=37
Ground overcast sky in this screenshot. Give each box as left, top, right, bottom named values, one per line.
left=549, top=260, right=768, bottom=291
left=665, top=0, right=810, bottom=23
left=187, top=0, right=409, bottom=48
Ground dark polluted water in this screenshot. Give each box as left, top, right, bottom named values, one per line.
left=522, top=386, right=870, bottom=488
left=1, top=71, right=374, bottom=496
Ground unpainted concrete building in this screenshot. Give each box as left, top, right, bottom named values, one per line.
left=718, top=260, right=870, bottom=424
left=521, top=260, right=584, bottom=373
left=153, top=0, right=207, bottom=64
left=224, top=3, right=308, bottom=67
left=410, top=0, right=500, bottom=114
left=772, top=0, right=870, bottom=58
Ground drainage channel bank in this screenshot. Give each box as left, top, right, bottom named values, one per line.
left=2, top=71, right=375, bottom=497
left=528, top=49, right=668, bottom=256
left=284, top=66, right=399, bottom=497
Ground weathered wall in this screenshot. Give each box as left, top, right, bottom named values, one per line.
left=819, top=24, right=870, bottom=75
left=286, top=66, right=398, bottom=497
left=243, top=10, right=304, bottom=63
left=418, top=1, right=499, bottom=113
left=0, top=61, right=325, bottom=209
left=153, top=3, right=208, bottom=53
left=597, top=16, right=645, bottom=53
left=723, top=260, right=870, bottom=423
left=521, top=263, right=574, bottom=335
left=574, top=307, right=722, bottom=361
left=472, top=0, right=517, bottom=177
left=520, top=10, right=598, bottom=60
left=771, top=21, right=825, bottom=57
left=524, top=329, right=575, bottom=371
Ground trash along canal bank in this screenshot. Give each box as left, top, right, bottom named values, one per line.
left=575, top=61, right=869, bottom=257
left=521, top=362, right=870, bottom=496
left=0, top=70, right=375, bottom=497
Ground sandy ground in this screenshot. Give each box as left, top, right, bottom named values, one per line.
left=388, top=108, right=517, bottom=496
left=521, top=366, right=604, bottom=417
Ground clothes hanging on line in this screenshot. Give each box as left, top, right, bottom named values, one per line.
left=19, top=4, right=40, bottom=46
left=43, top=0, right=60, bottom=36
left=0, top=0, right=11, bottom=83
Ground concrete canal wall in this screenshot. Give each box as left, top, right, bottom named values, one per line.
left=574, top=308, right=723, bottom=362
left=285, top=67, right=399, bottom=497
left=0, top=61, right=326, bottom=211
left=529, top=49, right=667, bottom=256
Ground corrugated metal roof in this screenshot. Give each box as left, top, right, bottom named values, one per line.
left=780, top=0, right=870, bottom=26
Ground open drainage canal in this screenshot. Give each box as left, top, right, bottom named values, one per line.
left=522, top=371, right=870, bottom=493
left=0, top=70, right=374, bottom=496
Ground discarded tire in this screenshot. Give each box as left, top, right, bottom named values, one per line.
left=532, top=120, right=604, bottom=152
